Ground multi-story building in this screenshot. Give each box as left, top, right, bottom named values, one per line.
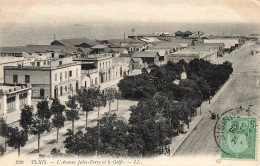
left=0, top=84, right=31, bottom=124
left=4, top=57, right=81, bottom=98
left=0, top=56, right=29, bottom=83
left=168, top=50, right=217, bottom=62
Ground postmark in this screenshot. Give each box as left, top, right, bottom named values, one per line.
left=214, top=105, right=259, bottom=160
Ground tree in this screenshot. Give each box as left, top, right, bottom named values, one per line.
left=65, top=95, right=79, bottom=133
left=104, top=88, right=116, bottom=113
left=118, top=74, right=157, bottom=99
left=37, top=100, right=52, bottom=120
left=30, top=100, right=52, bottom=153
left=64, top=129, right=85, bottom=155
left=128, top=99, right=161, bottom=156
left=30, top=116, right=51, bottom=153
left=51, top=98, right=66, bottom=143
left=114, top=91, right=121, bottom=112
left=94, top=90, right=106, bottom=124
left=0, top=118, right=9, bottom=152
left=0, top=145, right=4, bottom=156
left=19, top=105, right=34, bottom=133
left=76, top=88, right=99, bottom=129
left=7, top=127, right=28, bottom=156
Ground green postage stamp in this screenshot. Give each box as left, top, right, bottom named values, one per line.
left=221, top=116, right=257, bottom=159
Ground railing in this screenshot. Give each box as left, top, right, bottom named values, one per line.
left=4, top=62, right=80, bottom=71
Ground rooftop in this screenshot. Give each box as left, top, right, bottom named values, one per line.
left=132, top=51, right=159, bottom=58
left=51, top=38, right=98, bottom=47
left=0, top=45, right=74, bottom=54
left=0, top=84, right=31, bottom=95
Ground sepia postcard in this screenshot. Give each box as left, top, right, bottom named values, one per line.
left=0, top=0, right=260, bottom=166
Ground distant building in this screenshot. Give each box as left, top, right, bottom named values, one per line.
left=149, top=41, right=183, bottom=53
left=131, top=51, right=160, bottom=67
left=145, top=50, right=169, bottom=65
left=0, top=56, right=28, bottom=83
left=168, top=50, right=217, bottom=62
left=187, top=43, right=225, bottom=57
left=112, top=57, right=133, bottom=79
left=0, top=45, right=76, bottom=58
left=4, top=57, right=81, bottom=98
left=204, top=38, right=242, bottom=53
left=0, top=84, right=31, bottom=124
left=51, top=38, right=98, bottom=48
left=131, top=58, right=144, bottom=69
left=73, top=54, right=113, bottom=89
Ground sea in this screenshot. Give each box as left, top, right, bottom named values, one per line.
left=0, top=22, right=259, bottom=47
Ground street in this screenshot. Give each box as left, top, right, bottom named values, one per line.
left=174, top=42, right=260, bottom=156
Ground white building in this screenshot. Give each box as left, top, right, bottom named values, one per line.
left=0, top=84, right=32, bottom=124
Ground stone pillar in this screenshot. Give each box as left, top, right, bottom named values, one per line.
left=27, top=89, right=32, bottom=106
left=15, top=93, right=19, bottom=110
left=3, top=95, right=7, bottom=118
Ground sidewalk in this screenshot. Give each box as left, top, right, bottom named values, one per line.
left=5, top=99, right=138, bottom=157
left=169, top=116, right=203, bottom=156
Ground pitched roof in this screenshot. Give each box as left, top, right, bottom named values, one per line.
left=51, top=38, right=97, bottom=47
left=145, top=50, right=168, bottom=57
left=131, top=57, right=143, bottom=63
left=110, top=47, right=128, bottom=53
left=0, top=45, right=73, bottom=54
left=112, top=57, right=131, bottom=65
left=91, top=44, right=108, bottom=49
left=126, top=42, right=145, bottom=47
left=98, top=38, right=145, bottom=47
left=77, top=47, right=92, bottom=54
left=132, top=51, right=159, bottom=58
left=152, top=42, right=183, bottom=49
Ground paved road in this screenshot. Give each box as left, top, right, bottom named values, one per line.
left=174, top=42, right=260, bottom=156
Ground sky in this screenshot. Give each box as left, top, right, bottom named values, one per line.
left=0, top=0, right=260, bottom=25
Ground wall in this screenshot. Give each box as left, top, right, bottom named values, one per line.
left=0, top=56, right=25, bottom=83
left=50, top=64, right=81, bottom=98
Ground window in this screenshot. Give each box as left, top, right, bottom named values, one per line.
left=40, top=89, right=44, bottom=98
left=91, top=79, right=93, bottom=85
left=55, top=73, right=57, bottom=81
left=65, top=71, right=67, bottom=79
left=13, top=75, right=18, bottom=83
left=69, top=70, right=72, bottom=77
left=95, top=78, right=97, bottom=84
left=76, top=68, right=78, bottom=77
left=103, top=62, right=104, bottom=69
left=25, top=75, right=30, bottom=83
left=85, top=81, right=87, bottom=88
left=47, top=61, right=50, bottom=65
left=69, top=84, right=72, bottom=91
left=19, top=93, right=27, bottom=107
left=44, top=61, right=46, bottom=65
left=65, top=86, right=67, bottom=91
left=60, top=72, right=62, bottom=82
left=37, top=62, right=40, bottom=66
left=7, top=97, right=15, bottom=112
left=109, top=61, right=110, bottom=67
left=59, top=61, right=62, bottom=66
left=100, top=63, right=101, bottom=69
left=106, top=62, right=107, bottom=68
left=52, top=53, right=55, bottom=58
